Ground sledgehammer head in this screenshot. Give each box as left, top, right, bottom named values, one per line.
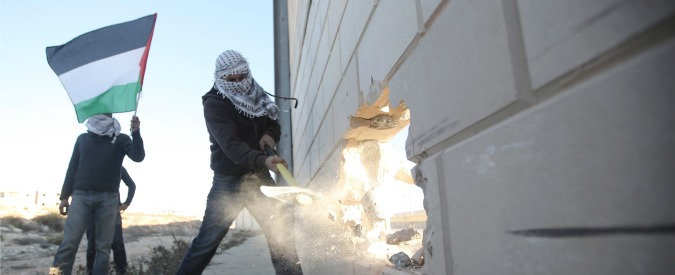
left=260, top=186, right=321, bottom=206
left=296, top=193, right=313, bottom=205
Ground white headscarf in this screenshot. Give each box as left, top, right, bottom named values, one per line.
left=85, top=114, right=121, bottom=143
left=213, top=50, right=279, bottom=120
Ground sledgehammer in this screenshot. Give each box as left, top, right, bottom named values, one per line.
left=260, top=145, right=320, bottom=205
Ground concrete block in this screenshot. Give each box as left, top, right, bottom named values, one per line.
left=295, top=45, right=312, bottom=98
left=333, top=34, right=343, bottom=82
left=302, top=112, right=316, bottom=161
left=291, top=64, right=310, bottom=127
left=299, top=79, right=312, bottom=120
left=419, top=0, right=443, bottom=25
left=331, top=59, right=359, bottom=144
left=436, top=37, right=675, bottom=274
left=317, top=0, right=330, bottom=35
left=314, top=23, right=331, bottom=83
left=415, top=161, right=452, bottom=275
left=311, top=88, right=323, bottom=140
left=357, top=0, right=418, bottom=97
left=306, top=4, right=320, bottom=68
left=308, top=66, right=321, bottom=108
left=327, top=0, right=348, bottom=50
left=518, top=0, right=675, bottom=89
left=331, top=103, right=349, bottom=145
left=342, top=59, right=360, bottom=116
left=292, top=132, right=303, bottom=165
left=322, top=46, right=342, bottom=116
left=389, top=0, right=521, bottom=158
left=337, top=9, right=355, bottom=74
left=319, top=110, right=334, bottom=163
left=351, top=0, right=377, bottom=41
left=288, top=0, right=309, bottom=70
left=310, top=142, right=319, bottom=177
left=288, top=0, right=308, bottom=83
left=293, top=87, right=312, bottom=154
left=338, top=0, right=375, bottom=74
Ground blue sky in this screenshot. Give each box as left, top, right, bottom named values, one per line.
left=0, top=1, right=277, bottom=215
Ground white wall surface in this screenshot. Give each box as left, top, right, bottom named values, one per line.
left=287, top=0, right=675, bottom=273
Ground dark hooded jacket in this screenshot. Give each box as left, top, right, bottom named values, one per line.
left=202, top=87, right=281, bottom=176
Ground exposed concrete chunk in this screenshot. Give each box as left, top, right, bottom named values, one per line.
left=345, top=86, right=411, bottom=142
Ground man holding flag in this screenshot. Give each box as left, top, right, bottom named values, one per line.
left=46, top=14, right=156, bottom=275
left=52, top=114, right=144, bottom=275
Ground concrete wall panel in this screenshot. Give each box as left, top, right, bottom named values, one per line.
left=318, top=110, right=334, bottom=164
left=338, top=0, right=376, bottom=75
left=518, top=0, right=675, bottom=89
left=310, top=140, right=319, bottom=177
left=317, top=0, right=329, bottom=35
left=357, top=0, right=418, bottom=97
left=419, top=0, right=443, bottom=25
left=288, top=0, right=311, bottom=90
left=314, top=22, right=331, bottom=88
left=295, top=44, right=312, bottom=99
left=389, top=0, right=521, bottom=158
left=436, top=37, right=675, bottom=274
left=329, top=60, right=359, bottom=149
left=306, top=2, right=320, bottom=74
left=322, top=45, right=342, bottom=116
left=415, top=160, right=451, bottom=274
left=326, top=0, right=348, bottom=51
left=327, top=104, right=343, bottom=148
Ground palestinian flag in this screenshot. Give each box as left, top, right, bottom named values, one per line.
left=46, top=14, right=157, bottom=123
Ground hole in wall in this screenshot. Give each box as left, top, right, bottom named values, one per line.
left=319, top=96, right=426, bottom=265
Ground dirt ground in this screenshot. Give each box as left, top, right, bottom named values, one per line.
left=1, top=210, right=423, bottom=274
left=1, top=212, right=205, bottom=275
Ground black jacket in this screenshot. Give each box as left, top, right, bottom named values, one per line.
left=203, top=88, right=281, bottom=176
left=120, top=166, right=136, bottom=205
left=60, top=130, right=144, bottom=200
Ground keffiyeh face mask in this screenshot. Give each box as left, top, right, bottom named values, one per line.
left=85, top=114, right=121, bottom=143
left=213, top=50, right=279, bottom=120
left=215, top=59, right=253, bottom=94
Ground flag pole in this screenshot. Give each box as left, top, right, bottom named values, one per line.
left=133, top=91, right=141, bottom=116
left=130, top=91, right=141, bottom=132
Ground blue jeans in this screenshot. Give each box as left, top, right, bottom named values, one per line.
left=176, top=171, right=303, bottom=275
left=53, top=190, right=119, bottom=275
left=86, top=210, right=127, bottom=274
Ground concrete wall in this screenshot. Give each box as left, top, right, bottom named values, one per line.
left=287, top=0, right=675, bottom=274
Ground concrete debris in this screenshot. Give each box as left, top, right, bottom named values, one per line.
left=411, top=247, right=424, bottom=266
left=352, top=224, right=363, bottom=237
left=386, top=228, right=420, bottom=245
left=389, top=251, right=412, bottom=268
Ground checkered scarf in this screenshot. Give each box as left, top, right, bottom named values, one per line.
left=85, top=114, right=121, bottom=143
left=213, top=50, right=279, bottom=120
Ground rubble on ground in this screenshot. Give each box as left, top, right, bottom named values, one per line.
left=386, top=227, right=420, bottom=245
left=389, top=251, right=412, bottom=268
